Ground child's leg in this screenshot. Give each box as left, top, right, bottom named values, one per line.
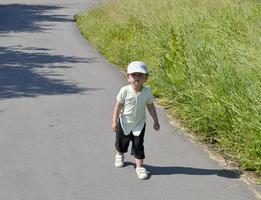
left=114, top=122, right=130, bottom=167
left=116, top=151, right=124, bottom=155
left=131, top=124, right=146, bottom=167
left=131, top=125, right=149, bottom=179
left=135, top=158, right=143, bottom=168
left=115, top=122, right=131, bottom=154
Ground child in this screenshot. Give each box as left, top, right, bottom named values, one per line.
left=112, top=61, right=160, bottom=180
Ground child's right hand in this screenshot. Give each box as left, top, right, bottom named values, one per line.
left=154, top=121, right=160, bottom=131
left=112, top=122, right=118, bottom=132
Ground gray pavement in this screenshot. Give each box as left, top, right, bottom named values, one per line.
left=0, top=1, right=260, bottom=199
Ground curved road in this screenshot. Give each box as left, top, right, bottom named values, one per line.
left=0, top=1, right=260, bottom=199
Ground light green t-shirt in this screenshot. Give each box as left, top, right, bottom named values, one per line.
left=117, top=85, right=154, bottom=136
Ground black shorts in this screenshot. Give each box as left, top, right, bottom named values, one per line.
left=115, top=122, right=146, bottom=159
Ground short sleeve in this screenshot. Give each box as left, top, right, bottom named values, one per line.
left=116, top=87, right=126, bottom=104
left=146, top=87, right=154, bottom=104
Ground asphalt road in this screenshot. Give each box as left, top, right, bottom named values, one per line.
left=0, top=1, right=260, bottom=199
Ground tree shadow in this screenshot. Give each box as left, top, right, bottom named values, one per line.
left=125, top=162, right=241, bottom=179
left=0, top=4, right=71, bottom=33
left=0, top=46, right=101, bottom=99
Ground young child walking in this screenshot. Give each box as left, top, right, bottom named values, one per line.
left=112, top=61, right=160, bottom=180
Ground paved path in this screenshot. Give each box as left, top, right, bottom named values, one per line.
left=0, top=1, right=260, bottom=199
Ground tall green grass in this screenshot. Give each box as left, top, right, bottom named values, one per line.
left=77, top=0, right=261, bottom=174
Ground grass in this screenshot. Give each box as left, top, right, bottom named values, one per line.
left=76, top=0, right=261, bottom=176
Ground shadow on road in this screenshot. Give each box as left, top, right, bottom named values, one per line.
left=0, top=4, right=71, bottom=33
left=125, top=162, right=241, bottom=179
left=0, top=46, right=101, bottom=99
left=0, top=4, right=102, bottom=99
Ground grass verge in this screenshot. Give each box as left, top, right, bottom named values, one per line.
left=76, top=0, right=261, bottom=177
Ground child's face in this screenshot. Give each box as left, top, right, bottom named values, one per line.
left=127, top=73, right=148, bottom=88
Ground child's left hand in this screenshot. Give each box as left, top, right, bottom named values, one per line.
left=154, top=121, right=160, bottom=131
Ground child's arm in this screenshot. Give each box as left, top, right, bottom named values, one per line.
left=112, top=101, right=122, bottom=132
left=147, top=103, right=160, bottom=131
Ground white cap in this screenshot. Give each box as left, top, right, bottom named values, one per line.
left=127, top=61, right=149, bottom=74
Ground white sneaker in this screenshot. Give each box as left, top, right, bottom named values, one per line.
left=136, top=167, right=149, bottom=180
left=114, top=154, right=124, bottom=168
